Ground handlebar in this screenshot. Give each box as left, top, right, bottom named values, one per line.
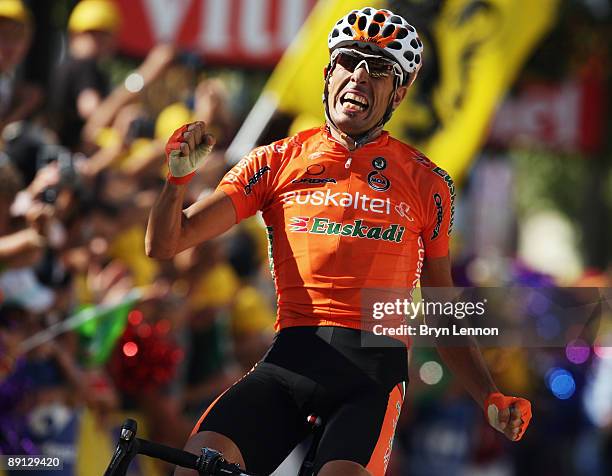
left=103, top=419, right=257, bottom=476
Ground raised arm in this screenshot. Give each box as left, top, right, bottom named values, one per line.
left=145, top=121, right=235, bottom=259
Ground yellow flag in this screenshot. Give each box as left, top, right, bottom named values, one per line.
left=260, top=0, right=559, bottom=181
left=386, top=0, right=559, bottom=180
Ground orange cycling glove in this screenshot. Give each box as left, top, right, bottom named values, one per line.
left=165, top=123, right=215, bottom=185
left=485, top=392, right=532, bottom=441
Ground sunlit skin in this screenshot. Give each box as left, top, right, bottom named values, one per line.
left=327, top=47, right=407, bottom=138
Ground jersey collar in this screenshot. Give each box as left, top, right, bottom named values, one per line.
left=320, top=124, right=390, bottom=152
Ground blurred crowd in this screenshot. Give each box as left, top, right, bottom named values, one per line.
left=0, top=1, right=611, bottom=476
left=1, top=1, right=275, bottom=474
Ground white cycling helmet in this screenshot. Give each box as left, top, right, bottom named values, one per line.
left=328, top=7, right=423, bottom=87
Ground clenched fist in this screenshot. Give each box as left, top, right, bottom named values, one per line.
left=165, top=121, right=215, bottom=185
left=485, top=392, right=532, bottom=441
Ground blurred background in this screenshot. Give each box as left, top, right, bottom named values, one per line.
left=0, top=0, right=611, bottom=475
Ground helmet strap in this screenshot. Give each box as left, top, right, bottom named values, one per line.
left=379, top=74, right=401, bottom=126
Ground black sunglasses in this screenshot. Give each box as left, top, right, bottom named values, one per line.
left=331, top=48, right=403, bottom=80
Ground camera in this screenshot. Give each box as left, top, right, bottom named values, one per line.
left=36, top=144, right=82, bottom=204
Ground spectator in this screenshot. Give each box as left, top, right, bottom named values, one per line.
left=0, top=153, right=45, bottom=271
left=0, top=0, right=42, bottom=132
left=47, top=0, right=121, bottom=151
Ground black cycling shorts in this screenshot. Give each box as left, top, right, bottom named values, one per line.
left=192, top=326, right=408, bottom=475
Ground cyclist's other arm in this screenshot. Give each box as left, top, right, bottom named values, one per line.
left=420, top=255, right=531, bottom=441
left=145, top=121, right=235, bottom=259
left=420, top=255, right=498, bottom=406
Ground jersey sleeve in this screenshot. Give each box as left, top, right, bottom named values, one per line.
left=421, top=167, right=456, bottom=259
left=215, top=145, right=275, bottom=223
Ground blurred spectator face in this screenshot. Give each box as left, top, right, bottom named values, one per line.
left=68, top=0, right=120, bottom=60
left=0, top=16, right=31, bottom=73
left=69, top=30, right=117, bottom=60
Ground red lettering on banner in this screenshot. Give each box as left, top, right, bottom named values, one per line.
left=114, top=0, right=316, bottom=66
left=115, top=0, right=154, bottom=56
left=488, top=54, right=606, bottom=155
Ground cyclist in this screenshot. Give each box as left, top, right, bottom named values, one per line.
left=146, top=7, right=532, bottom=476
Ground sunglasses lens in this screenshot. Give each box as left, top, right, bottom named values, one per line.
left=336, top=51, right=394, bottom=78
left=368, top=61, right=394, bottom=78
left=336, top=52, right=361, bottom=72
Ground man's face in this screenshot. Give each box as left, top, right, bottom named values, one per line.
left=327, top=47, right=407, bottom=137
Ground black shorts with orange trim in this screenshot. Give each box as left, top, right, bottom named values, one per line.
left=193, top=326, right=408, bottom=475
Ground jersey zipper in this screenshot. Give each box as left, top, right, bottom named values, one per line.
left=327, top=152, right=355, bottom=320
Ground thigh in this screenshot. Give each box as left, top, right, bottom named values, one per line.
left=192, top=363, right=310, bottom=475
left=313, top=383, right=405, bottom=476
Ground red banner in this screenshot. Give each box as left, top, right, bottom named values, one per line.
left=114, top=0, right=317, bottom=67
left=488, top=62, right=606, bottom=155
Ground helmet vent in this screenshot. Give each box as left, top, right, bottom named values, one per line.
left=348, top=13, right=357, bottom=25
left=357, top=15, right=367, bottom=30
left=367, top=23, right=381, bottom=36
left=410, top=39, right=419, bottom=49
left=404, top=51, right=414, bottom=61
left=414, top=54, right=421, bottom=64
left=396, top=28, right=408, bottom=39
left=390, top=16, right=403, bottom=24
left=331, top=29, right=340, bottom=38
left=363, top=7, right=373, bottom=15
left=343, top=27, right=352, bottom=36
left=387, top=41, right=402, bottom=50
left=373, top=12, right=386, bottom=22
left=382, top=25, right=395, bottom=37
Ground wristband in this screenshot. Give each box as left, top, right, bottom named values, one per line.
left=166, top=171, right=195, bottom=185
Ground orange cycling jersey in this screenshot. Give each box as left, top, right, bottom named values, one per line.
left=217, top=126, right=455, bottom=334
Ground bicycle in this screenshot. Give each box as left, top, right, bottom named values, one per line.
left=103, top=415, right=324, bottom=476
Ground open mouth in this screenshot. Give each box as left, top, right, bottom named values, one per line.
left=339, top=91, right=370, bottom=113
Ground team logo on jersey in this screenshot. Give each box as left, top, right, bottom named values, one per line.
left=291, top=177, right=337, bottom=185
left=306, top=164, right=325, bottom=175
left=226, top=149, right=264, bottom=183
left=431, top=193, right=444, bottom=240
left=291, top=164, right=336, bottom=185
left=432, top=167, right=455, bottom=235
left=394, top=202, right=415, bottom=222
left=282, top=190, right=391, bottom=214
left=289, top=217, right=405, bottom=243
left=289, top=216, right=310, bottom=232
left=372, top=157, right=387, bottom=170
left=243, top=165, right=271, bottom=195
left=368, top=171, right=391, bottom=192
